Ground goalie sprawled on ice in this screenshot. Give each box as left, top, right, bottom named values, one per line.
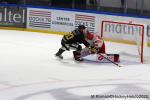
left=55, top=24, right=119, bottom=63
left=81, top=32, right=120, bottom=63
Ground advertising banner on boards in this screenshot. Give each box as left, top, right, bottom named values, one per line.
left=0, top=6, right=26, bottom=28
left=75, top=14, right=95, bottom=32
left=147, top=25, right=150, bottom=47
left=50, top=10, right=74, bottom=32
left=27, top=8, right=51, bottom=30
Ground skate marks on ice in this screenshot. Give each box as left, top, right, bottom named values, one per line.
left=3, top=80, right=149, bottom=100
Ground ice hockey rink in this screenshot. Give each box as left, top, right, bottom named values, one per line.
left=0, top=29, right=150, bottom=100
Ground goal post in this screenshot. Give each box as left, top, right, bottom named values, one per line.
left=101, top=20, right=146, bottom=63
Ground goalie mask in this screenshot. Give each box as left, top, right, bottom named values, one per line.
left=87, top=33, right=94, bottom=40
left=87, top=33, right=104, bottom=48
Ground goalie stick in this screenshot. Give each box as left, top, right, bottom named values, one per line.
left=98, top=53, right=122, bottom=67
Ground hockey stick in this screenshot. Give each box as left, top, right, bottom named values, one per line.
left=98, top=53, right=122, bottom=67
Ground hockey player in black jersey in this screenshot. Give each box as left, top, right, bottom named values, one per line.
left=55, top=25, right=90, bottom=61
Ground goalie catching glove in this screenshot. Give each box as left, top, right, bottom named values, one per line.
left=90, top=46, right=98, bottom=54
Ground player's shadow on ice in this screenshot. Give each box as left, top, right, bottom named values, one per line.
left=82, top=59, right=141, bottom=67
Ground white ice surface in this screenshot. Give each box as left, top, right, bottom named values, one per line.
left=0, top=30, right=150, bottom=100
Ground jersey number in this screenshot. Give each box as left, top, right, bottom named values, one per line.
left=65, top=32, right=74, bottom=40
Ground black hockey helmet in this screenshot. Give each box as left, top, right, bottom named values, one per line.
left=78, top=25, right=86, bottom=30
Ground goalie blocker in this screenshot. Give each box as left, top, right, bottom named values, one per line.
left=80, top=48, right=120, bottom=63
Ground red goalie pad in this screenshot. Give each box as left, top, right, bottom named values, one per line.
left=97, top=54, right=120, bottom=63
left=82, top=53, right=120, bottom=63
left=80, top=48, right=120, bottom=63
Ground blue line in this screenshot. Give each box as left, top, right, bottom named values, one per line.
left=0, top=4, right=150, bottom=19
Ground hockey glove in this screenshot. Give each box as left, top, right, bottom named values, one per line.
left=90, top=46, right=97, bottom=54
